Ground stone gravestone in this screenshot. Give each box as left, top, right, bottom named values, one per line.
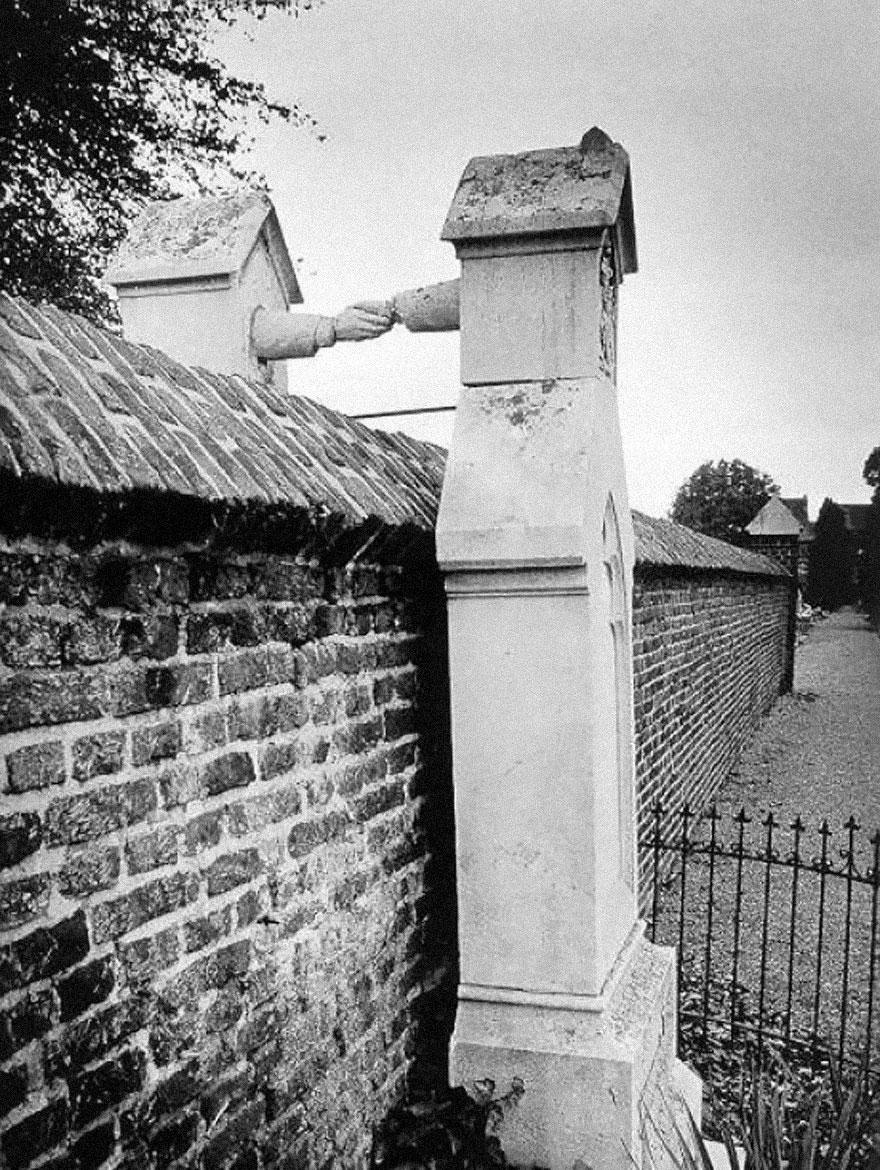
left=436, top=128, right=701, bottom=1169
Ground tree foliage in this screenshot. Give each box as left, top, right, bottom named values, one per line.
left=862, top=446, right=880, bottom=612
left=806, top=498, right=854, bottom=610
left=0, top=0, right=316, bottom=320
left=669, top=459, right=778, bottom=544
left=864, top=448, right=880, bottom=495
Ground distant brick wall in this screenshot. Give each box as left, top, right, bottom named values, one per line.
left=632, top=568, right=791, bottom=896
left=0, top=519, right=454, bottom=1170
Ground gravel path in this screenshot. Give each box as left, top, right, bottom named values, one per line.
left=716, top=607, right=880, bottom=833
left=653, top=609, right=880, bottom=1068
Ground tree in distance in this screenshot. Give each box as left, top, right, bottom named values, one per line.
left=806, top=498, right=855, bottom=611
left=861, top=446, right=880, bottom=612
left=669, top=459, right=778, bottom=544
left=0, top=0, right=318, bottom=321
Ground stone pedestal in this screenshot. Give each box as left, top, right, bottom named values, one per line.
left=452, top=930, right=701, bottom=1169
left=437, top=130, right=701, bottom=1169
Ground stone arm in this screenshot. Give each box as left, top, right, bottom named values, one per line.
left=251, top=300, right=396, bottom=360
left=250, top=280, right=461, bottom=361
left=391, top=279, right=460, bottom=332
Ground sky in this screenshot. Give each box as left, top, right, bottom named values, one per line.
left=216, top=0, right=880, bottom=519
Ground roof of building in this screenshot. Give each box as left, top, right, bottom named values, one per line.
left=633, top=511, right=788, bottom=577
left=105, top=192, right=302, bottom=304
left=780, top=496, right=810, bottom=530
left=0, top=293, right=444, bottom=529
left=745, top=494, right=804, bottom=538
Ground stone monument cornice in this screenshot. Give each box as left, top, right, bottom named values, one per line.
left=441, top=125, right=637, bottom=276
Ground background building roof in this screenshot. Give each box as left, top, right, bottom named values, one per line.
left=745, top=494, right=804, bottom=538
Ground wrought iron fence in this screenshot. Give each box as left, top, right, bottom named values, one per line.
left=643, top=800, right=880, bottom=1082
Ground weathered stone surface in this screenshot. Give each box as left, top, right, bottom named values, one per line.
left=131, top=720, right=181, bottom=767
left=0, top=990, right=55, bottom=1061
left=200, top=751, right=255, bottom=797
left=0, top=812, right=42, bottom=870
left=0, top=672, right=105, bottom=733
left=71, top=730, right=126, bottom=783
left=182, top=907, right=233, bottom=954
left=57, top=957, right=115, bottom=1022
left=5, top=740, right=65, bottom=793
left=45, top=780, right=156, bottom=846
left=0, top=911, right=89, bottom=994
left=1, top=1098, right=69, bottom=1170
left=203, top=849, right=263, bottom=897
left=91, top=873, right=200, bottom=943
left=0, top=874, right=51, bottom=929
left=182, top=810, right=224, bottom=856
left=69, top=1048, right=144, bottom=1127
left=59, top=843, right=122, bottom=897
left=125, top=827, right=178, bottom=875
left=119, top=928, right=179, bottom=987
left=0, top=611, right=67, bottom=668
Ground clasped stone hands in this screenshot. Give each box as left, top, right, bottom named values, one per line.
left=333, top=300, right=395, bottom=342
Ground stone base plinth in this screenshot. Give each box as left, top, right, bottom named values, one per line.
left=450, top=930, right=702, bottom=1170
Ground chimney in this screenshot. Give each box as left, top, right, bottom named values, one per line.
left=105, top=192, right=300, bottom=390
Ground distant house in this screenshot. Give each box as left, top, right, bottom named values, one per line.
left=745, top=492, right=813, bottom=585
left=747, top=494, right=876, bottom=600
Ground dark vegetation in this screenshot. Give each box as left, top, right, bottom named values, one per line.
left=0, top=0, right=317, bottom=320
left=373, top=1081, right=524, bottom=1169
left=861, top=448, right=880, bottom=624
left=806, top=499, right=856, bottom=610
left=670, top=460, right=777, bottom=545
left=678, top=1051, right=880, bottom=1170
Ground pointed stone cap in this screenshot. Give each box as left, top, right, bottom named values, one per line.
left=746, top=493, right=803, bottom=537
left=106, top=191, right=302, bottom=304
left=441, top=127, right=637, bottom=273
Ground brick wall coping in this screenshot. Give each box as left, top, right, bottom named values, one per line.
left=0, top=294, right=444, bottom=530
left=633, top=511, right=789, bottom=578
left=0, top=294, right=791, bottom=581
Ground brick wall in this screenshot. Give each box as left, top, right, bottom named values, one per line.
left=632, top=568, right=791, bottom=895
left=0, top=508, right=794, bottom=1170
left=0, top=293, right=797, bottom=1170
left=0, top=519, right=454, bottom=1170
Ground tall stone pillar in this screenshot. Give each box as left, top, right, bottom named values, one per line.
left=436, top=129, right=701, bottom=1169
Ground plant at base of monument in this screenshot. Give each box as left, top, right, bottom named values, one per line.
left=1, top=1, right=321, bottom=321
left=645, top=1053, right=880, bottom=1170
left=669, top=460, right=778, bottom=545
left=372, top=1079, right=525, bottom=1169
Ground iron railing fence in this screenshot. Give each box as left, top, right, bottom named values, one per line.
left=643, top=800, right=880, bottom=1081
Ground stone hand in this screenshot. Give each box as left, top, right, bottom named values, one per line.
left=333, top=301, right=395, bottom=342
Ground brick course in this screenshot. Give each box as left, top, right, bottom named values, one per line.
left=0, top=531, right=453, bottom=1170
left=632, top=568, right=791, bottom=901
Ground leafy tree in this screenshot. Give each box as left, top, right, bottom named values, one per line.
left=806, top=498, right=854, bottom=610
left=669, top=459, right=778, bottom=544
left=864, top=447, right=880, bottom=494
left=0, top=1, right=317, bottom=320
left=862, top=447, right=880, bottom=612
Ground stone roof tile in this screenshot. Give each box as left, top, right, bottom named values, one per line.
left=0, top=296, right=445, bottom=531
left=632, top=511, right=788, bottom=577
